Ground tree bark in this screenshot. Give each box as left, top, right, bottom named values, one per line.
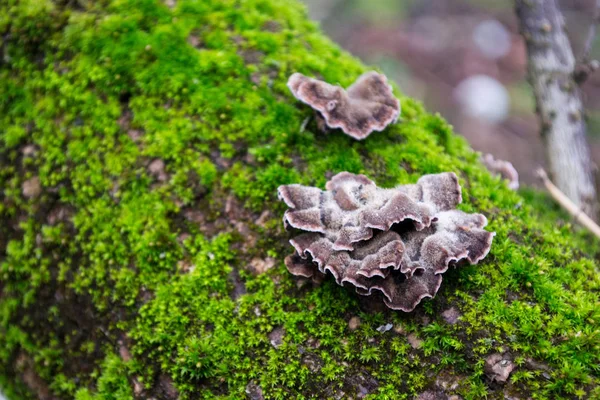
left=515, top=0, right=598, bottom=219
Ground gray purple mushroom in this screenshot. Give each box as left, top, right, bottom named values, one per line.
left=278, top=172, right=495, bottom=312
left=287, top=72, right=401, bottom=140
left=481, top=153, right=519, bottom=190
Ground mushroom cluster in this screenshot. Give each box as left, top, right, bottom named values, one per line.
left=288, top=72, right=400, bottom=140
left=278, top=172, right=495, bottom=311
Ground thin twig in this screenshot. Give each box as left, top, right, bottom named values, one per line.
left=300, top=116, right=310, bottom=132
left=581, top=0, right=600, bottom=62
left=536, top=168, right=600, bottom=239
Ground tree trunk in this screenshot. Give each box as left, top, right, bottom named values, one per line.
left=515, top=0, right=598, bottom=219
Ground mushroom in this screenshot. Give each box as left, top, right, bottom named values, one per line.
left=481, top=153, right=519, bottom=190
left=278, top=172, right=495, bottom=312
left=287, top=72, right=401, bottom=140
left=278, top=171, right=461, bottom=251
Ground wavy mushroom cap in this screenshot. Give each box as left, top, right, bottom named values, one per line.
left=278, top=172, right=495, bottom=312
left=287, top=72, right=401, bottom=139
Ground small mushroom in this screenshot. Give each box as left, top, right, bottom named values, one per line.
left=287, top=72, right=400, bottom=140
left=481, top=153, right=519, bottom=190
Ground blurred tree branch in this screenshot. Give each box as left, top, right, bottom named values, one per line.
left=575, top=0, right=600, bottom=83
left=581, top=0, right=600, bottom=62
left=515, top=0, right=598, bottom=220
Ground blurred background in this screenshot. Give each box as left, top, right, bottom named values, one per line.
left=301, top=0, right=600, bottom=186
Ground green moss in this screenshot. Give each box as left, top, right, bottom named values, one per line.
left=74, top=354, right=134, bottom=400
left=1, top=0, right=600, bottom=398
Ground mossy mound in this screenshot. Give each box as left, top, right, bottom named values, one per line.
left=1, top=0, right=600, bottom=399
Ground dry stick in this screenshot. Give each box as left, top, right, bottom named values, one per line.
left=537, top=168, right=600, bottom=239
left=515, top=0, right=598, bottom=220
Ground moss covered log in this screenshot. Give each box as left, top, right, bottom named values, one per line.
left=1, top=0, right=600, bottom=399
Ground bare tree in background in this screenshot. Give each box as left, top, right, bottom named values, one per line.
left=515, top=0, right=598, bottom=219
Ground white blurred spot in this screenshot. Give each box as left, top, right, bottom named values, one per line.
left=376, top=323, right=394, bottom=333
left=472, top=20, right=511, bottom=60
left=454, top=75, right=510, bottom=123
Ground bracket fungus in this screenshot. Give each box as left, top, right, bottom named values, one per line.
left=278, top=172, right=495, bottom=312
left=287, top=72, right=401, bottom=140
